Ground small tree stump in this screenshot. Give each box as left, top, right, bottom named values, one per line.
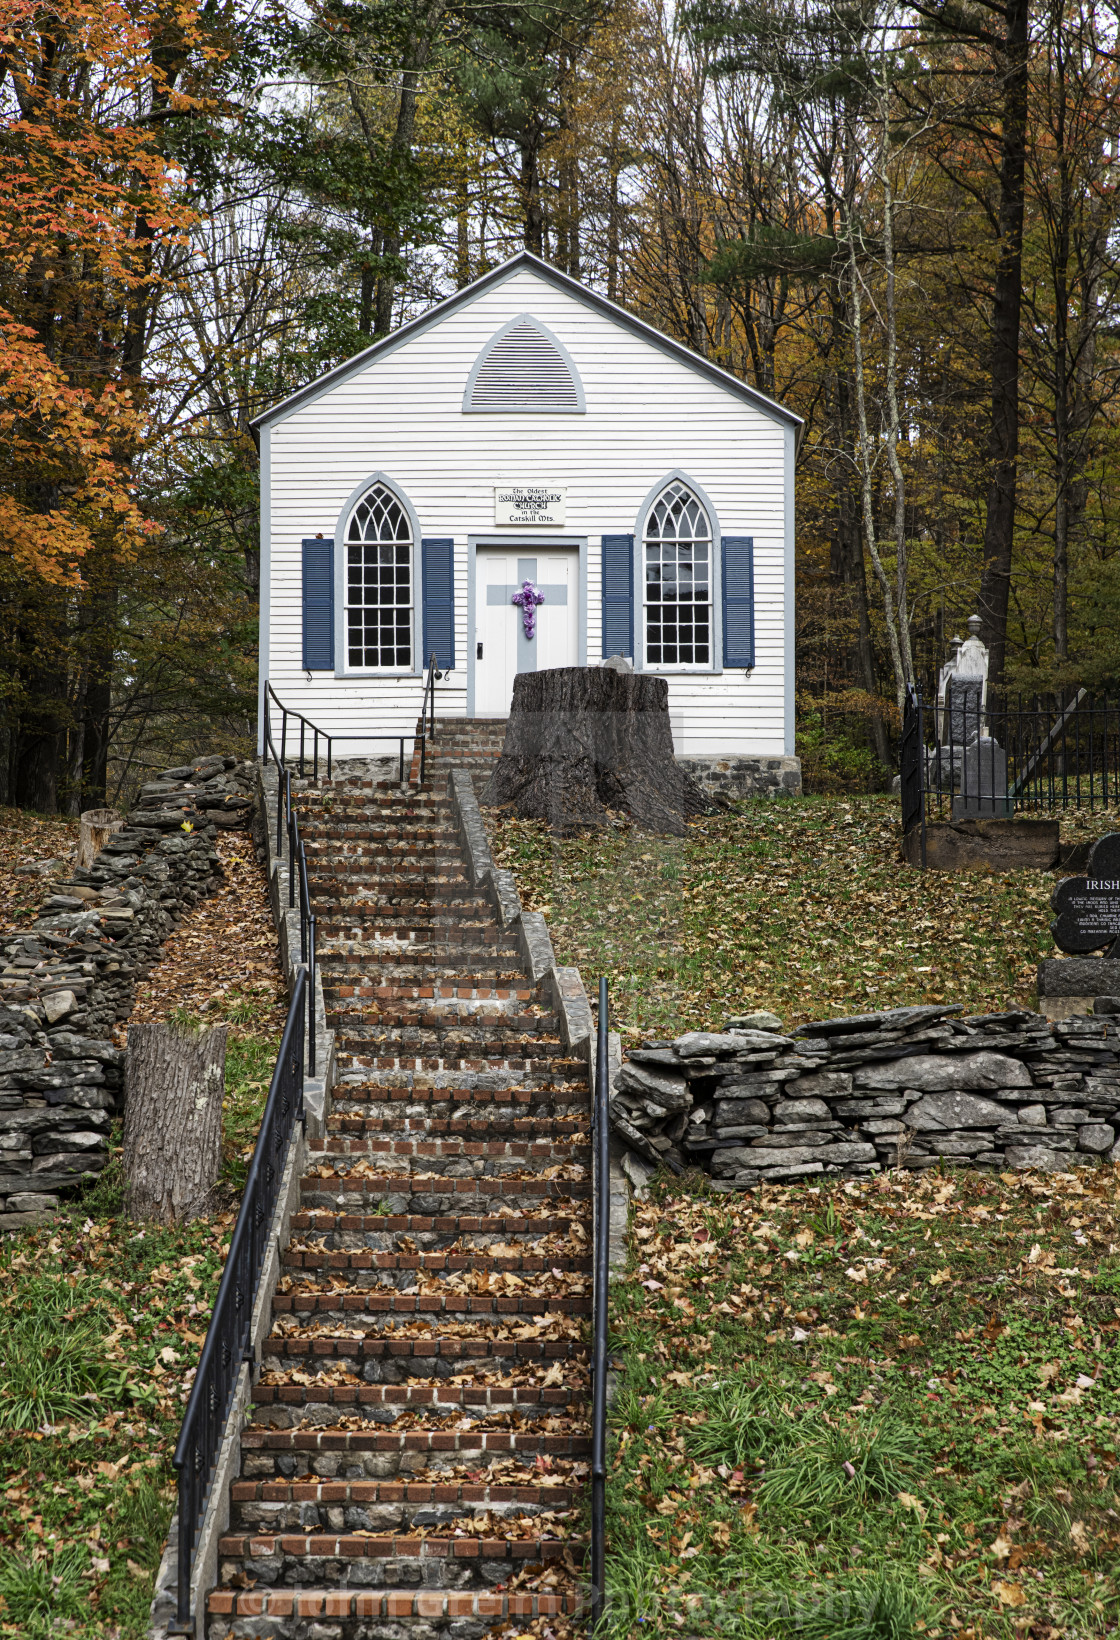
left=123, top=1022, right=228, bottom=1222
left=76, top=808, right=123, bottom=870
left=482, top=666, right=708, bottom=835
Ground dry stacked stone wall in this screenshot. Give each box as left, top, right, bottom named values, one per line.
left=611, top=1003, right=1120, bottom=1188
left=0, top=755, right=257, bottom=1229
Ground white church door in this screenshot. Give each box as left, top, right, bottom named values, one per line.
left=474, top=548, right=579, bottom=715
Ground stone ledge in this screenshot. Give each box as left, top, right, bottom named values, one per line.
left=1037, top=957, right=1120, bottom=997
left=905, top=818, right=1060, bottom=871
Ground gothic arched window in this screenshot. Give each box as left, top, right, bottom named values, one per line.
left=643, top=481, right=711, bottom=667
left=345, top=483, right=413, bottom=668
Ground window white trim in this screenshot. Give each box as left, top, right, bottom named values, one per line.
left=634, top=471, right=723, bottom=674
left=332, top=473, right=422, bottom=677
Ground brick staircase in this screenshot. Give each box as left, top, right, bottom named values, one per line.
left=415, top=718, right=508, bottom=789
left=206, top=754, right=590, bottom=1640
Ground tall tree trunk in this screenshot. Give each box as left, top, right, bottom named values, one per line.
left=373, top=0, right=449, bottom=335
left=520, top=119, right=545, bottom=254
left=456, top=172, right=470, bottom=286
left=607, top=112, right=622, bottom=301
left=977, top=0, right=1030, bottom=682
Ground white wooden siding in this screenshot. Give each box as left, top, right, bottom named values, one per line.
left=263, top=265, right=792, bottom=758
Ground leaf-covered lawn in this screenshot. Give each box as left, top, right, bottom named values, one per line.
left=0, top=823, right=284, bottom=1639
left=606, top=1165, right=1120, bottom=1639
left=488, top=796, right=1120, bottom=1037
left=0, top=806, right=77, bottom=937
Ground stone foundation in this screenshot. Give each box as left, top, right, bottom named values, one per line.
left=677, top=754, right=802, bottom=801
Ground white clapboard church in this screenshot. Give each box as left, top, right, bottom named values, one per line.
left=253, top=251, right=802, bottom=787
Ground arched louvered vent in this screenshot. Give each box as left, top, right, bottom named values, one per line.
left=463, top=315, right=585, bottom=413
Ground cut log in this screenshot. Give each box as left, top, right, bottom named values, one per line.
left=481, top=666, right=709, bottom=835
left=76, top=807, right=123, bottom=870
left=122, top=1022, right=228, bottom=1222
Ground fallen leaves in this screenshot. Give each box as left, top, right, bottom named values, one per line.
left=487, top=797, right=1120, bottom=1034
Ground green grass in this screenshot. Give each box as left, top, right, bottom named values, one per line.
left=488, top=794, right=1120, bottom=1036
left=602, top=1166, right=1120, bottom=1639
left=0, top=1018, right=279, bottom=1639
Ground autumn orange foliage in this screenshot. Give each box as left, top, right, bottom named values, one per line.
left=0, top=0, right=197, bottom=584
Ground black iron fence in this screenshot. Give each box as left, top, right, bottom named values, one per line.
left=591, top=977, right=610, bottom=1630
left=170, top=968, right=306, bottom=1633
left=901, top=686, right=1120, bottom=860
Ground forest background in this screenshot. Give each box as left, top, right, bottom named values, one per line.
left=2, top=0, right=1118, bottom=812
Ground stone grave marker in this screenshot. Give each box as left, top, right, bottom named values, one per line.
left=1051, top=833, right=1120, bottom=958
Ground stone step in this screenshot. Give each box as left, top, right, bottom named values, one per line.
left=317, top=923, right=520, bottom=949
left=326, top=1070, right=588, bottom=1102
left=314, top=899, right=496, bottom=921
left=271, top=1288, right=591, bottom=1326
left=328, top=1085, right=590, bottom=1119
left=251, top=1379, right=585, bottom=1424
left=321, top=956, right=525, bottom=975
left=323, top=1011, right=562, bottom=1038
left=326, top=1114, right=588, bottom=1142
left=216, top=1528, right=584, bottom=1591
left=288, top=1209, right=584, bottom=1250
left=312, top=1132, right=586, bottom=1159
left=299, top=1170, right=587, bottom=1214
left=324, top=983, right=536, bottom=1004
left=240, top=1426, right=591, bottom=1473
left=327, top=1037, right=576, bottom=1064
left=281, top=1247, right=591, bottom=1277
left=205, top=1585, right=582, bottom=1635
left=260, top=1332, right=587, bottom=1378
left=229, top=1475, right=579, bottom=1532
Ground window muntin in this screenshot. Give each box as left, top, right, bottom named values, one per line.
left=644, top=482, right=711, bottom=668
left=345, top=485, right=413, bottom=669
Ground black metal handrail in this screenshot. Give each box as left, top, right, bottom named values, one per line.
left=263, top=681, right=427, bottom=785
left=421, top=650, right=442, bottom=741
left=170, top=968, right=307, bottom=1634
left=591, top=977, right=610, bottom=1630
left=261, top=710, right=317, bottom=1080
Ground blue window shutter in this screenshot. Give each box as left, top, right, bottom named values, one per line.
left=302, top=537, right=334, bottom=670
left=421, top=538, right=455, bottom=670
left=601, top=534, right=634, bottom=659
left=722, top=536, right=755, bottom=668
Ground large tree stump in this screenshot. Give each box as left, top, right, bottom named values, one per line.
left=122, top=1022, right=228, bottom=1221
left=482, top=666, right=709, bottom=835
left=75, top=808, right=123, bottom=870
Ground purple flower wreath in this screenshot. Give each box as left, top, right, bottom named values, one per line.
left=512, top=579, right=545, bottom=638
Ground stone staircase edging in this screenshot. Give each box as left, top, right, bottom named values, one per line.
left=446, top=766, right=630, bottom=1274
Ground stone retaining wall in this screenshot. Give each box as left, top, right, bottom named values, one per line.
left=0, top=755, right=257, bottom=1229
left=612, top=1003, right=1120, bottom=1189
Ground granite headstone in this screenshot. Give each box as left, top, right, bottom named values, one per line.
left=1051, top=833, right=1120, bottom=958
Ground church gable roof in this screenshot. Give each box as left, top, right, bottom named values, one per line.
left=250, top=251, right=803, bottom=432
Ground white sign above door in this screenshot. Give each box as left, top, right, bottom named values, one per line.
left=494, top=486, right=567, bottom=526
